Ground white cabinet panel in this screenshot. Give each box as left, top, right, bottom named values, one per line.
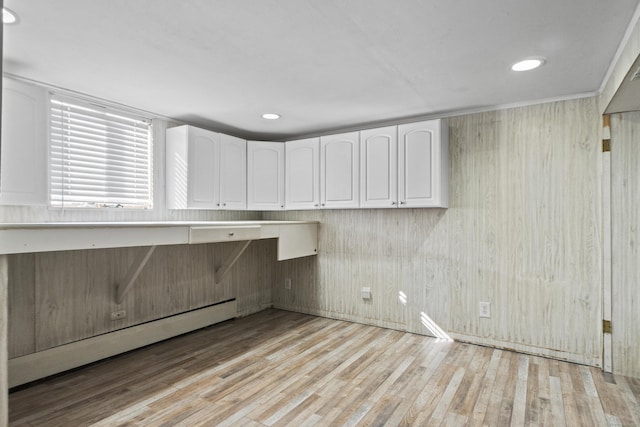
left=398, top=120, right=448, bottom=208
left=320, top=132, right=359, bottom=209
left=190, top=128, right=220, bottom=207
left=219, top=134, right=246, bottom=210
left=0, top=78, right=48, bottom=205
left=166, top=125, right=246, bottom=210
left=167, top=120, right=447, bottom=212
left=277, top=223, right=318, bottom=260
left=166, top=125, right=220, bottom=209
left=360, top=126, right=397, bottom=208
left=360, top=120, right=448, bottom=209
left=247, top=141, right=284, bottom=210
left=285, top=138, right=319, bottom=210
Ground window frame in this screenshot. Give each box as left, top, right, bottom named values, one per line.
left=48, top=92, right=154, bottom=210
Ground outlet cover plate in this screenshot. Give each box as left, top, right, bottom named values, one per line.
left=479, top=302, right=491, bottom=318
left=111, top=310, right=127, bottom=321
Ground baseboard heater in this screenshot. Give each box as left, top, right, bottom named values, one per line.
left=8, top=299, right=237, bottom=388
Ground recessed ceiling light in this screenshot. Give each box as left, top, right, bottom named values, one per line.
left=511, top=58, right=545, bottom=72
left=262, top=113, right=280, bottom=120
left=2, top=7, right=18, bottom=24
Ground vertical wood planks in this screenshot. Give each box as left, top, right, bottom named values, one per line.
left=7, top=253, right=35, bottom=357
left=8, top=239, right=276, bottom=354
left=610, top=111, right=640, bottom=378
left=266, top=97, right=603, bottom=366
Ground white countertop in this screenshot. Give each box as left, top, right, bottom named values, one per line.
left=0, top=220, right=318, bottom=229
left=0, top=220, right=319, bottom=259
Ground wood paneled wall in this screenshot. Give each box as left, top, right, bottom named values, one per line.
left=7, top=239, right=276, bottom=358
left=266, top=97, right=604, bottom=367
left=611, top=111, right=640, bottom=378
left=11, top=96, right=640, bottom=377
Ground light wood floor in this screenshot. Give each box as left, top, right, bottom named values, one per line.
left=9, top=309, right=640, bottom=426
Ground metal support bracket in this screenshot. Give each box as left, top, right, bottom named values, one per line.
left=116, top=245, right=157, bottom=304
left=215, top=240, right=253, bottom=284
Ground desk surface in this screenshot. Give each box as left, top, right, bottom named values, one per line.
left=0, top=220, right=319, bottom=259
left=0, top=220, right=317, bottom=229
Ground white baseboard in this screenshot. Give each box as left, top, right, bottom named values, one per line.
left=9, top=300, right=237, bottom=388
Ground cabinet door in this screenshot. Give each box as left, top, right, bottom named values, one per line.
left=188, top=126, right=220, bottom=209
left=398, top=119, right=448, bottom=208
left=219, top=134, right=247, bottom=210
left=360, top=126, right=397, bottom=208
left=166, top=125, right=219, bottom=209
left=320, top=132, right=359, bottom=209
left=0, top=78, right=48, bottom=205
left=247, top=141, right=284, bottom=211
left=285, top=138, right=320, bottom=210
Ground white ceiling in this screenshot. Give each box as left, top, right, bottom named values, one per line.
left=3, top=0, right=639, bottom=140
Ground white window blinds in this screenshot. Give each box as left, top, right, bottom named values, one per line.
left=49, top=95, right=153, bottom=208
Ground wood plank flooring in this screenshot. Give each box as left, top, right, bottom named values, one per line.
left=9, top=309, right=640, bottom=426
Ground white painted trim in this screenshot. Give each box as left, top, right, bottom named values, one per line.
left=4, top=73, right=599, bottom=143
left=0, top=256, right=8, bottom=426
left=603, top=150, right=613, bottom=372
left=0, top=221, right=318, bottom=256
left=116, top=245, right=157, bottom=304
left=215, top=240, right=253, bottom=283
left=598, top=1, right=640, bottom=94
left=2, top=73, right=174, bottom=124
left=8, top=300, right=237, bottom=388
left=439, top=91, right=599, bottom=118
left=288, top=91, right=599, bottom=141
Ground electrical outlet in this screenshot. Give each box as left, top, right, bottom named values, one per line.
left=479, top=302, right=491, bottom=318
left=361, top=287, right=372, bottom=300
left=285, top=278, right=292, bottom=290
left=111, top=310, right=127, bottom=321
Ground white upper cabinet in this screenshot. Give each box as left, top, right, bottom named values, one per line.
left=398, top=119, right=448, bottom=208
left=167, top=119, right=447, bottom=211
left=285, top=138, right=320, bottom=210
left=247, top=141, right=284, bottom=211
left=0, top=78, right=48, bottom=205
left=360, top=120, right=449, bottom=209
left=166, top=125, right=219, bottom=209
left=166, top=125, right=246, bottom=210
left=360, top=126, right=398, bottom=208
left=320, top=131, right=359, bottom=209
left=219, top=133, right=247, bottom=210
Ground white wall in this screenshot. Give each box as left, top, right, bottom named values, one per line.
left=0, top=122, right=262, bottom=223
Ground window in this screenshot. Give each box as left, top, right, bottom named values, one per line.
left=49, top=95, right=153, bottom=208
